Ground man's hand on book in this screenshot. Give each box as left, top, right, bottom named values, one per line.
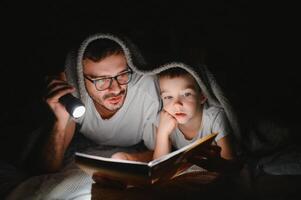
left=111, top=152, right=132, bottom=160
left=111, top=150, right=153, bottom=162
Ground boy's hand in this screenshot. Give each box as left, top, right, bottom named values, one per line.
left=188, top=145, right=243, bottom=173
left=187, top=145, right=222, bottom=171
left=157, top=110, right=177, bottom=137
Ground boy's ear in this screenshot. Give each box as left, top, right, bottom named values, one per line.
left=200, top=93, right=207, bottom=104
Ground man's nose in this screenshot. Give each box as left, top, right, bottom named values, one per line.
left=108, top=78, right=121, bottom=92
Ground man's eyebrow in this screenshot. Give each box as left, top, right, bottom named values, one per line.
left=87, top=75, right=107, bottom=79
left=118, top=68, right=130, bottom=74
left=86, top=68, right=129, bottom=79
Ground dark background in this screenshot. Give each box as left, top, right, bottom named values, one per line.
left=0, top=1, right=299, bottom=160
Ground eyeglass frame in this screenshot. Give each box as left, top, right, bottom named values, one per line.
left=83, top=68, right=133, bottom=91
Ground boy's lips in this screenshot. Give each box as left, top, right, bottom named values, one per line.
left=174, top=112, right=187, bottom=118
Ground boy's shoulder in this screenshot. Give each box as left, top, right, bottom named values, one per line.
left=203, top=104, right=226, bottom=119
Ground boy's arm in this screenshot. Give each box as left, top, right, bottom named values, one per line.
left=153, top=129, right=172, bottom=159
left=216, top=135, right=236, bottom=160
left=207, top=109, right=237, bottom=161
left=153, top=110, right=177, bottom=159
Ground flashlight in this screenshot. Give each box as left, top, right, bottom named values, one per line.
left=59, top=94, right=86, bottom=118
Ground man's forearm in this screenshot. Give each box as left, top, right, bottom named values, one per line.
left=41, top=124, right=66, bottom=172
left=41, top=120, right=75, bottom=173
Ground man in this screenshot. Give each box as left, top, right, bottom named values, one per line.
left=41, top=33, right=161, bottom=173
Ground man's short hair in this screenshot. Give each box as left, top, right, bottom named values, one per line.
left=83, top=39, right=123, bottom=62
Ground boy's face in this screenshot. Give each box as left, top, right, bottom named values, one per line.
left=83, top=53, right=128, bottom=113
left=159, top=75, right=206, bottom=124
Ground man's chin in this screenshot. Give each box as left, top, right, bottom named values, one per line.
left=104, top=100, right=125, bottom=111
left=105, top=104, right=122, bottom=111
left=103, top=93, right=127, bottom=112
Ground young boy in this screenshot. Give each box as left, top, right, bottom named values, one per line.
left=153, top=67, right=235, bottom=161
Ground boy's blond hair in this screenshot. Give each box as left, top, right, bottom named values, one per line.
left=158, top=67, right=201, bottom=91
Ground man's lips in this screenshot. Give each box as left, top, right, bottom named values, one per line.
left=107, top=95, right=123, bottom=104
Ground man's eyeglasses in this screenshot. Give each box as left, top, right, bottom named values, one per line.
left=84, top=68, right=133, bottom=91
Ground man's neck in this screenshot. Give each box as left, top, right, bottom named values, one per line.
left=94, top=102, right=118, bottom=119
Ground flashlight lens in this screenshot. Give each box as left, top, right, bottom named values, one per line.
left=72, top=106, right=86, bottom=118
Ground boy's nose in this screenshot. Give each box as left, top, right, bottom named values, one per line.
left=173, top=99, right=183, bottom=109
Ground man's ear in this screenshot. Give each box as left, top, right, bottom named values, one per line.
left=200, top=93, right=207, bottom=104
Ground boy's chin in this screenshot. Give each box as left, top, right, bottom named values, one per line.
left=175, top=118, right=189, bottom=124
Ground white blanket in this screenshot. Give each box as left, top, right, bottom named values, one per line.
left=6, top=162, right=93, bottom=200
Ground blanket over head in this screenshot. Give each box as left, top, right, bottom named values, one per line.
left=64, top=32, right=242, bottom=154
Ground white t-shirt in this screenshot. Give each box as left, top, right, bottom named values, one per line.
left=75, top=72, right=161, bottom=147
left=144, top=104, right=232, bottom=150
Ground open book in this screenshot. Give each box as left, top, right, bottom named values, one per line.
left=75, top=133, right=217, bottom=186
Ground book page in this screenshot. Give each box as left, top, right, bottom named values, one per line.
left=75, top=132, right=217, bottom=181
left=148, top=133, right=217, bottom=167
left=75, top=152, right=148, bottom=165
left=74, top=133, right=217, bottom=185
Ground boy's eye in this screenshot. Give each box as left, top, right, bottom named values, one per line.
left=163, top=96, right=173, bottom=100
left=183, top=92, right=192, bottom=97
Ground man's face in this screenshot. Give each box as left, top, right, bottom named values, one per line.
left=83, top=53, right=128, bottom=114
left=159, top=75, right=205, bottom=124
